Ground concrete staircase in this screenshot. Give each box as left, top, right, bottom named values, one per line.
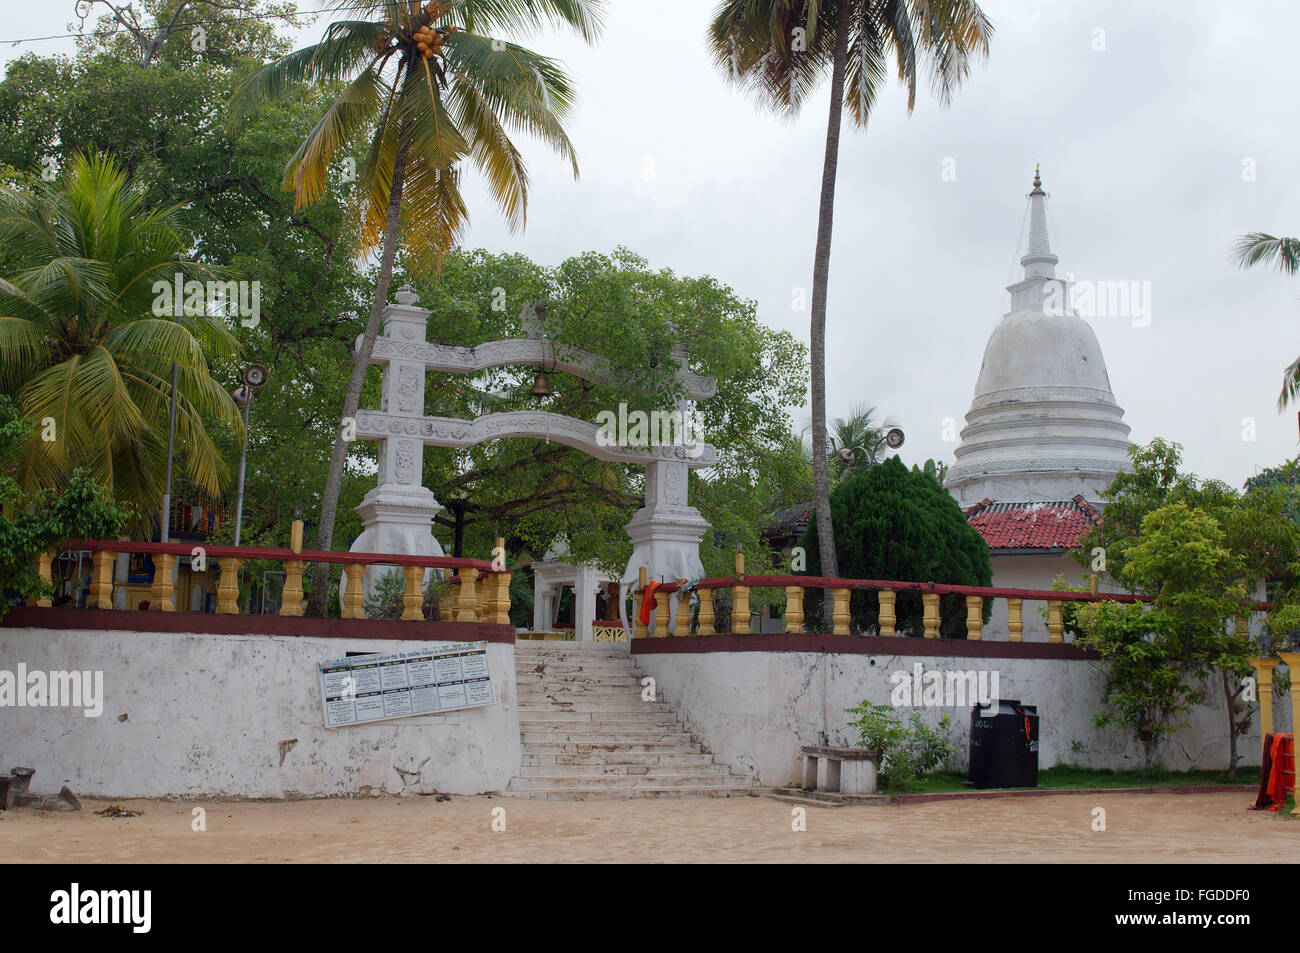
left=505, top=641, right=753, bottom=799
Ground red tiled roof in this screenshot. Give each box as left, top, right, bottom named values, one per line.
left=964, top=495, right=1102, bottom=552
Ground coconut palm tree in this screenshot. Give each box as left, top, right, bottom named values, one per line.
left=0, top=153, right=241, bottom=528
left=707, top=1, right=991, bottom=615
left=228, top=0, right=604, bottom=615
left=828, top=403, right=890, bottom=478
left=1234, top=232, right=1300, bottom=408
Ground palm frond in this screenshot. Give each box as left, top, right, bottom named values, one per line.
left=1234, top=232, right=1300, bottom=275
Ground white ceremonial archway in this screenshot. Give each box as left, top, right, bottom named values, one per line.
left=341, top=285, right=716, bottom=636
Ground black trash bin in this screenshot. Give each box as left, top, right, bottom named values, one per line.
left=969, top=698, right=1039, bottom=788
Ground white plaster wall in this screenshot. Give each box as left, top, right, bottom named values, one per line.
left=637, top=650, right=1259, bottom=787
left=0, top=628, right=520, bottom=798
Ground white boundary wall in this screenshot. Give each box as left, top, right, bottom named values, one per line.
left=635, top=649, right=1264, bottom=787
left=0, top=627, right=520, bottom=798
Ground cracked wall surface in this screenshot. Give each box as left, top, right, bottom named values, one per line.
left=0, top=627, right=520, bottom=798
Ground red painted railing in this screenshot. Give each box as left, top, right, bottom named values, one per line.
left=30, top=533, right=510, bottom=623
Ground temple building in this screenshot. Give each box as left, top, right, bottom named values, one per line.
left=945, top=169, right=1133, bottom=636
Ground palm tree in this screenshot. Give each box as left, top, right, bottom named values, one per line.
left=0, top=153, right=241, bottom=528
left=708, top=1, right=991, bottom=618
left=228, top=0, right=604, bottom=615
left=828, top=403, right=890, bottom=479
left=1234, top=232, right=1300, bottom=408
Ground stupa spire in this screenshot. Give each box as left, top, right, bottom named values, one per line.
left=1020, top=164, right=1058, bottom=280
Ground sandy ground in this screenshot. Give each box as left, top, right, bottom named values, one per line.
left=0, top=791, right=1293, bottom=863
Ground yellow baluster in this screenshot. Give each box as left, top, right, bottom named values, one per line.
left=653, top=591, right=670, bottom=638
left=1007, top=598, right=1023, bottom=642
left=1047, top=600, right=1064, bottom=643
left=732, top=549, right=750, bottom=635
left=965, top=595, right=983, bottom=640
left=216, top=557, right=242, bottom=614
left=490, top=571, right=513, bottom=625
left=877, top=588, right=895, bottom=636
left=279, top=520, right=305, bottom=617
left=401, top=564, right=424, bottom=621
left=668, top=591, right=687, bottom=637
left=456, top=566, right=478, bottom=622
left=832, top=587, right=850, bottom=635
left=151, top=552, right=176, bottom=612
left=784, top=586, right=804, bottom=634
left=922, top=591, right=940, bottom=639
left=696, top=587, right=715, bottom=636
left=90, top=549, right=115, bottom=610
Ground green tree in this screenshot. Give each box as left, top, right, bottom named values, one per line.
left=799, top=455, right=992, bottom=636
left=1233, top=231, right=1300, bottom=408
left=1073, top=600, right=1195, bottom=773
left=403, top=246, right=808, bottom=584
left=0, top=395, right=129, bottom=616
left=707, top=0, right=991, bottom=620
left=0, top=153, right=241, bottom=529
left=1075, top=439, right=1300, bottom=775
left=227, top=0, right=605, bottom=615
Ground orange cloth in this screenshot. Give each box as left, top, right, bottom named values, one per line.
left=637, top=581, right=662, bottom=625
left=1253, top=732, right=1295, bottom=811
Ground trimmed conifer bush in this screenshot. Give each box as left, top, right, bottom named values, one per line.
left=799, top=457, right=992, bottom=637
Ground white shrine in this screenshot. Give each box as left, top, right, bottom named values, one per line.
left=342, top=286, right=718, bottom=639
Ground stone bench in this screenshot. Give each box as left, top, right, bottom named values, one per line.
left=801, top=746, right=878, bottom=796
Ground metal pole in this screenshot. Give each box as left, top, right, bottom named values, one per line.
left=233, top=391, right=252, bottom=546
left=161, top=359, right=179, bottom=543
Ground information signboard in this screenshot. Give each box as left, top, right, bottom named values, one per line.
left=319, top=641, right=496, bottom=728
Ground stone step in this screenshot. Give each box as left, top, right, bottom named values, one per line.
left=523, top=751, right=720, bottom=766
left=515, top=662, right=637, bottom=674
left=518, top=762, right=734, bottom=778
left=516, top=691, right=660, bottom=703
left=516, top=677, right=646, bottom=686
left=515, top=648, right=635, bottom=657
left=518, top=708, right=677, bottom=720
left=521, top=730, right=701, bottom=745
left=516, top=686, right=664, bottom=697
left=507, top=773, right=751, bottom=791
left=524, top=741, right=704, bottom=755
left=516, top=678, right=647, bottom=689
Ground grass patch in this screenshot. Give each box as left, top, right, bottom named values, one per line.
left=902, top=765, right=1261, bottom=794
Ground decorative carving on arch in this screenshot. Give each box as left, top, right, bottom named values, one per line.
left=354, top=409, right=718, bottom=467
left=363, top=336, right=718, bottom=401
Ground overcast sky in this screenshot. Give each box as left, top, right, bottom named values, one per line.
left=4, top=0, right=1298, bottom=488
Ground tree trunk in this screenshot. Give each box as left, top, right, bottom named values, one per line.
left=305, top=140, right=412, bottom=616
left=810, top=2, right=852, bottom=626
left=1222, top=669, right=1239, bottom=780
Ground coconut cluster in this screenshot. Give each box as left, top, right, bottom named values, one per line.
left=373, top=2, right=459, bottom=60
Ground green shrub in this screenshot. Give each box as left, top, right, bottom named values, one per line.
left=846, top=701, right=955, bottom=790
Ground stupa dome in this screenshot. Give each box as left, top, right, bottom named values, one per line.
left=946, top=169, right=1132, bottom=507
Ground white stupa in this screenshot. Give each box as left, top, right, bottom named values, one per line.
left=946, top=168, right=1132, bottom=508
left=944, top=169, right=1133, bottom=640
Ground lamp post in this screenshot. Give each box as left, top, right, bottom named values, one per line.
left=231, top=364, right=268, bottom=546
